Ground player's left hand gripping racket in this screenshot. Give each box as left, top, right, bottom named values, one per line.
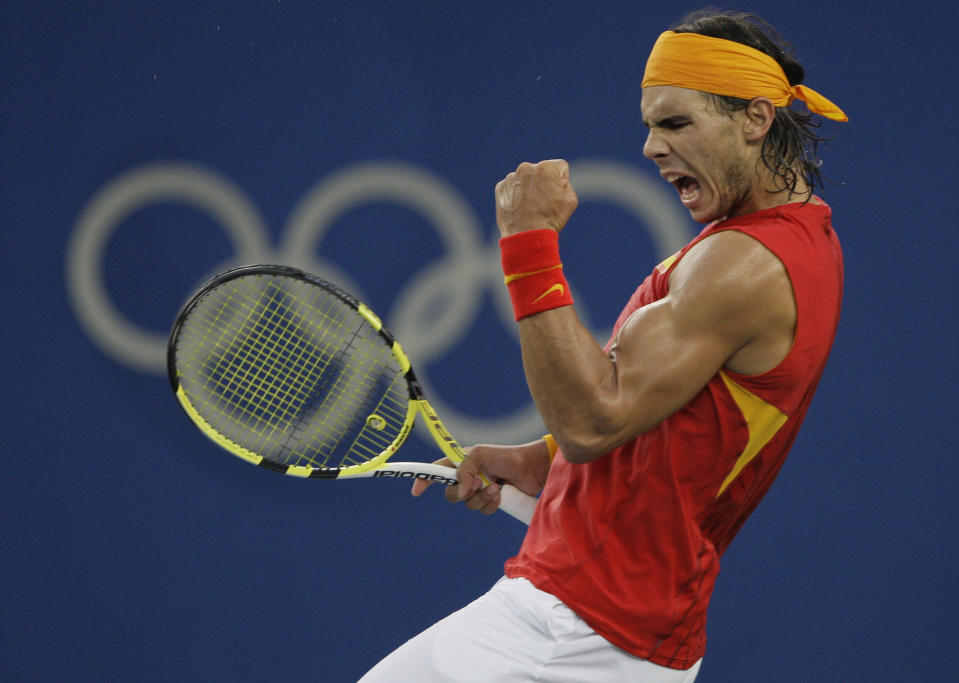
left=168, top=264, right=537, bottom=524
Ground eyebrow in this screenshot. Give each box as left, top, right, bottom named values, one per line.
left=643, top=115, right=691, bottom=129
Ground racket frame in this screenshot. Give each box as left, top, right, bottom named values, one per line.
left=168, top=265, right=537, bottom=523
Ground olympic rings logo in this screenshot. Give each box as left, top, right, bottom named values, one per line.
left=66, top=160, right=693, bottom=444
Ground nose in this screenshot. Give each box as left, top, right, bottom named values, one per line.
left=643, top=129, right=668, bottom=160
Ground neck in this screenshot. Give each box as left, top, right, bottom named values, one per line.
left=732, top=165, right=814, bottom=217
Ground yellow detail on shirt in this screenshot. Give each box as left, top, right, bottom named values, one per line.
left=716, top=371, right=789, bottom=497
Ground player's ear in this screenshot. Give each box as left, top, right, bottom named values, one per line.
left=743, top=97, right=775, bottom=142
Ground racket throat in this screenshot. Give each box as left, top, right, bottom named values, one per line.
left=414, top=399, right=467, bottom=463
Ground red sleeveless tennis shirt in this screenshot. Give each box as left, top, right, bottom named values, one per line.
left=504, top=201, right=843, bottom=669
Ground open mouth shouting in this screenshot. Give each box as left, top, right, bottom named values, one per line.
left=663, top=172, right=702, bottom=208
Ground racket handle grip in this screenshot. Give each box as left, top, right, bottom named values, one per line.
left=498, top=484, right=537, bottom=525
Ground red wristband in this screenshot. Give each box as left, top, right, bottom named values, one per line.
left=500, top=230, right=574, bottom=320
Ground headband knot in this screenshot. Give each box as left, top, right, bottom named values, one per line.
left=642, top=31, right=848, bottom=122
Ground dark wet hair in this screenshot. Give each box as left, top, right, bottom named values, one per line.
left=670, top=9, right=834, bottom=197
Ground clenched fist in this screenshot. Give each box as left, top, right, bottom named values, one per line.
left=495, top=159, right=578, bottom=237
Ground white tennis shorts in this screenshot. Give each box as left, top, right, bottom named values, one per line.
left=359, top=576, right=702, bottom=682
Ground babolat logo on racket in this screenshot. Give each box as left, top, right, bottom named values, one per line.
left=371, top=470, right=459, bottom=486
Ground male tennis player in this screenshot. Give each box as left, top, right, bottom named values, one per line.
left=361, top=9, right=846, bottom=681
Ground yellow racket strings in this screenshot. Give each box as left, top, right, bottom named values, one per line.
left=177, top=275, right=409, bottom=469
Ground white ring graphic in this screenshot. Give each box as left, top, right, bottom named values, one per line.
left=570, top=159, right=692, bottom=256
left=281, top=161, right=484, bottom=362
left=65, top=159, right=694, bottom=443
left=65, top=162, right=270, bottom=373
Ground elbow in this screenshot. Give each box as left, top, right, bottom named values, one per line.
left=557, top=434, right=622, bottom=464
left=552, top=418, right=630, bottom=464
left=546, top=378, right=654, bottom=463
left=559, top=442, right=605, bottom=464
left=551, top=404, right=655, bottom=464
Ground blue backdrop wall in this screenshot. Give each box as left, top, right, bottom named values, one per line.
left=4, top=2, right=956, bottom=681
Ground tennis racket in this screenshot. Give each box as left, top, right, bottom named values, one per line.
left=167, top=264, right=537, bottom=524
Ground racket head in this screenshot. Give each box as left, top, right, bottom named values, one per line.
left=168, top=264, right=417, bottom=478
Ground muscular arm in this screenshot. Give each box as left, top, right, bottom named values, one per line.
left=496, top=160, right=796, bottom=464
left=519, top=231, right=795, bottom=462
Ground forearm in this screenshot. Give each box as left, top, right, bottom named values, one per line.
left=494, top=160, right=639, bottom=461
left=518, top=308, right=627, bottom=463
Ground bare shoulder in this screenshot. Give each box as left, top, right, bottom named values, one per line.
left=668, top=229, right=796, bottom=374
left=671, top=230, right=786, bottom=292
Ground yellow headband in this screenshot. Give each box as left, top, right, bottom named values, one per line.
left=642, top=31, right=848, bottom=122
